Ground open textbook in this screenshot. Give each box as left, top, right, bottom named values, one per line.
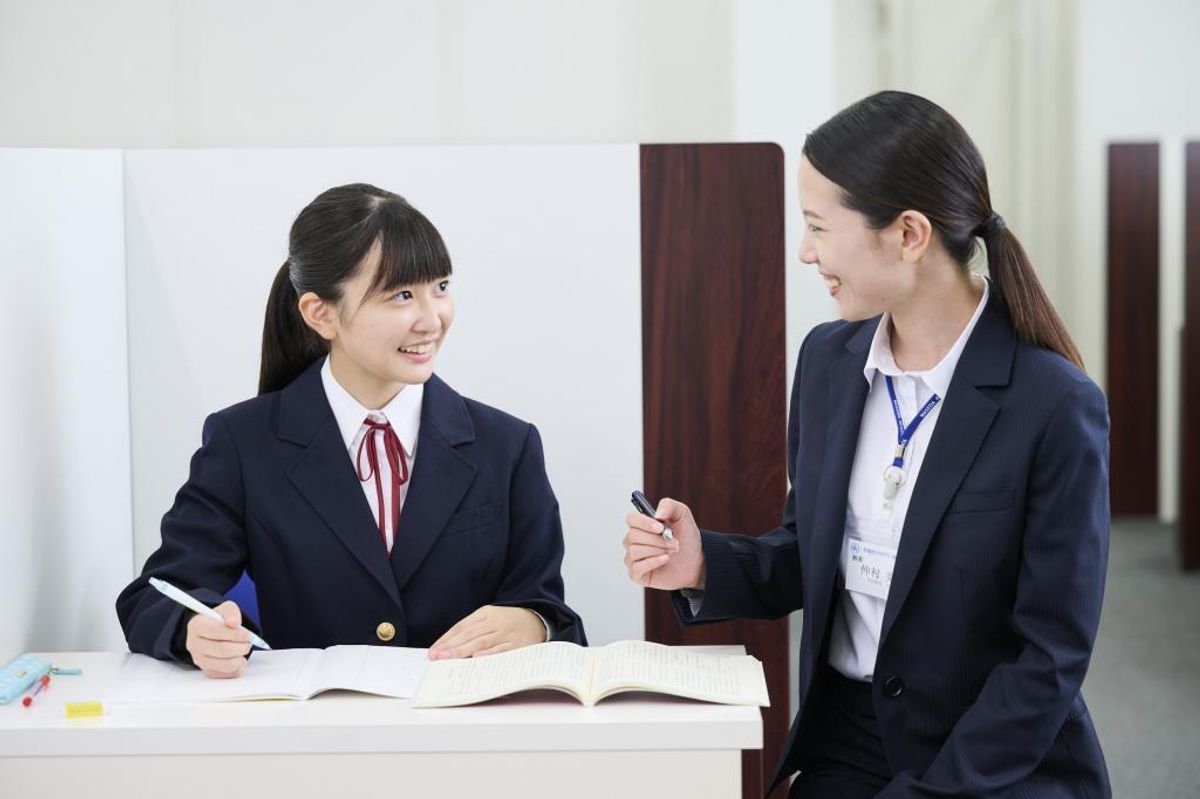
left=111, top=645, right=429, bottom=702
left=413, top=640, right=770, bottom=708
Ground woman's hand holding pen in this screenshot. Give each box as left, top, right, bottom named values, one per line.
left=428, top=605, right=547, bottom=660
left=623, top=498, right=705, bottom=590
left=186, top=601, right=251, bottom=679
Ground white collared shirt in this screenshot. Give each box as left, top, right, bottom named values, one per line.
left=828, top=277, right=990, bottom=681
left=320, top=356, right=424, bottom=554
left=319, top=357, right=552, bottom=641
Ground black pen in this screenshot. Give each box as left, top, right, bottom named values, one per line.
left=631, top=490, right=674, bottom=542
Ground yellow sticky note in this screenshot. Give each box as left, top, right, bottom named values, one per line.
left=64, top=701, right=104, bottom=718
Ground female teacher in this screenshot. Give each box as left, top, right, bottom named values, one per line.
left=623, top=91, right=1110, bottom=798
left=119, top=183, right=585, bottom=677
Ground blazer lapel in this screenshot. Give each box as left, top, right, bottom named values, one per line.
left=879, top=295, right=1015, bottom=646
left=278, top=361, right=402, bottom=607
left=390, top=375, right=478, bottom=592
left=806, top=322, right=874, bottom=645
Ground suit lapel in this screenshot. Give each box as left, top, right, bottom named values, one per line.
left=806, top=322, right=874, bottom=645
left=879, top=295, right=1015, bottom=646
left=278, top=361, right=402, bottom=606
left=390, top=375, right=478, bottom=592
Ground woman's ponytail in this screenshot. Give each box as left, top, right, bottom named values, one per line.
left=258, top=260, right=328, bottom=395
left=979, top=216, right=1084, bottom=370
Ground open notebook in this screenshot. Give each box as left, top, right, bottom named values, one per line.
left=111, top=646, right=429, bottom=702
left=413, top=640, right=770, bottom=708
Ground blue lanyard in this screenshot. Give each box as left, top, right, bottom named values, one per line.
left=884, top=375, right=940, bottom=468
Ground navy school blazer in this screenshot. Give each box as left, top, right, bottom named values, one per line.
left=676, top=294, right=1111, bottom=798
left=117, top=360, right=586, bottom=661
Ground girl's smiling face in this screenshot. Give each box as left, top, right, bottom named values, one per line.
left=300, top=239, right=455, bottom=406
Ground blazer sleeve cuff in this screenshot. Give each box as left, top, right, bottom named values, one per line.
left=670, top=530, right=744, bottom=624
left=494, top=599, right=585, bottom=645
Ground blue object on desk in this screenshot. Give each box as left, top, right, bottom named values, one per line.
left=224, top=571, right=260, bottom=627
left=0, top=654, right=51, bottom=704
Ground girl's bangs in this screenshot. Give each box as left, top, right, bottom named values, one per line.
left=367, top=208, right=453, bottom=296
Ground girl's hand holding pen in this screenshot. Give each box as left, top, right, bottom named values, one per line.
left=623, top=497, right=705, bottom=591
left=186, top=601, right=251, bottom=679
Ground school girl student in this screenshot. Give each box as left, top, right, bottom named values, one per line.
left=119, top=183, right=585, bottom=677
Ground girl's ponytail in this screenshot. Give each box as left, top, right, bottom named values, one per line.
left=258, top=260, right=327, bottom=395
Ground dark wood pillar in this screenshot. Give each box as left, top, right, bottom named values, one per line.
left=1181, top=142, right=1200, bottom=570
left=1106, top=143, right=1160, bottom=517
left=640, top=143, right=790, bottom=799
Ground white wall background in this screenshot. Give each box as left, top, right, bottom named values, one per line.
left=0, top=0, right=838, bottom=656
left=0, top=0, right=838, bottom=358
left=123, top=145, right=645, bottom=646
left=0, top=0, right=738, bottom=148
left=1074, top=0, right=1200, bottom=522
left=0, top=150, right=133, bottom=656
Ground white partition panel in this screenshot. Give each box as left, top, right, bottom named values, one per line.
left=123, top=146, right=643, bottom=644
left=0, top=149, right=133, bottom=654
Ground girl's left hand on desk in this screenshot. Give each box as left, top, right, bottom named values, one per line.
left=428, top=605, right=546, bottom=660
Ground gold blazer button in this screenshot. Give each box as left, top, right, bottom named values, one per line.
left=375, top=622, right=396, bottom=642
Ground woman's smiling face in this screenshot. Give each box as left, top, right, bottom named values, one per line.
left=797, top=155, right=914, bottom=322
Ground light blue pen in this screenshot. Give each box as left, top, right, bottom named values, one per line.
left=148, top=577, right=272, bottom=650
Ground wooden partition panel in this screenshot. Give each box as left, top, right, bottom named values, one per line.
left=1107, top=143, right=1160, bottom=516
left=640, top=143, right=789, bottom=798
left=1182, top=142, right=1200, bottom=570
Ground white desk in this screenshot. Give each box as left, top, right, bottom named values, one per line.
left=0, top=650, right=762, bottom=798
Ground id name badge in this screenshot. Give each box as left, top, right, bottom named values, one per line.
left=845, top=537, right=898, bottom=601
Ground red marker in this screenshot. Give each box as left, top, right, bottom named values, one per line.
left=21, top=675, right=50, bottom=707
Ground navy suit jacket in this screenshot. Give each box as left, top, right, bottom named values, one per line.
left=676, top=295, right=1111, bottom=798
left=118, top=361, right=586, bottom=661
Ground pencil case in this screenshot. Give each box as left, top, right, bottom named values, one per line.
left=0, top=653, right=52, bottom=704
